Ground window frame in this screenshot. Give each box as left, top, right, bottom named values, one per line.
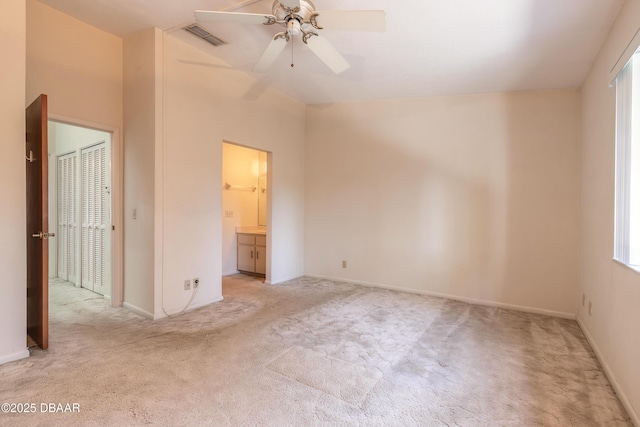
left=614, top=52, right=640, bottom=270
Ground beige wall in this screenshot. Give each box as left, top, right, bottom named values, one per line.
left=160, top=35, right=305, bottom=315
left=0, top=0, right=28, bottom=365
left=305, top=89, right=581, bottom=317
left=26, top=0, right=122, bottom=128
left=579, top=0, right=640, bottom=422
left=123, top=28, right=162, bottom=317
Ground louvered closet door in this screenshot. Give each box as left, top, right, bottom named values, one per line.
left=56, top=153, right=77, bottom=283
left=81, top=142, right=111, bottom=296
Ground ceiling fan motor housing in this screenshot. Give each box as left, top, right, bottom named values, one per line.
left=272, top=0, right=316, bottom=23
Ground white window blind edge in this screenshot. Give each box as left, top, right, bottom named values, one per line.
left=609, top=25, right=640, bottom=87
left=614, top=60, right=633, bottom=263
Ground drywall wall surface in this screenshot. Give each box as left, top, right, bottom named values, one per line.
left=162, top=34, right=305, bottom=314
left=26, top=0, right=122, bottom=129
left=579, top=0, right=640, bottom=422
left=305, top=89, right=580, bottom=316
left=123, top=28, right=159, bottom=316
left=50, top=122, right=110, bottom=155
left=0, top=0, right=28, bottom=365
left=222, top=143, right=261, bottom=275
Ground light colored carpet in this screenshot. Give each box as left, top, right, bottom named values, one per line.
left=0, top=275, right=631, bottom=426
left=266, top=346, right=383, bottom=407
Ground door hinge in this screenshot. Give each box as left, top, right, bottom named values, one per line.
left=26, top=150, right=36, bottom=163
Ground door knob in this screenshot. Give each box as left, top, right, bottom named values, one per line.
left=31, top=232, right=55, bottom=239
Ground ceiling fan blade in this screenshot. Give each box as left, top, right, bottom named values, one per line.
left=253, top=33, right=289, bottom=73
left=279, top=0, right=301, bottom=9
left=314, top=10, right=386, bottom=32
left=305, top=34, right=351, bottom=74
left=195, top=10, right=275, bottom=25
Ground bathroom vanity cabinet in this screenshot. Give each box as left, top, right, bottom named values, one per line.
left=237, top=233, right=266, bottom=275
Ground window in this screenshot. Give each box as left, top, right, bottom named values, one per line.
left=614, top=52, right=640, bottom=268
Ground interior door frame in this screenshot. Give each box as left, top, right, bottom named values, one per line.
left=221, top=140, right=273, bottom=284
left=49, top=114, right=124, bottom=308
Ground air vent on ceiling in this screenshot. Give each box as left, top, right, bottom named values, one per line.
left=183, top=24, right=226, bottom=47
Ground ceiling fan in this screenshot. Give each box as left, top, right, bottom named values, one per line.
left=194, top=0, right=386, bottom=74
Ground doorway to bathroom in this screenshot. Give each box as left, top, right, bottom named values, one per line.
left=221, top=142, right=271, bottom=283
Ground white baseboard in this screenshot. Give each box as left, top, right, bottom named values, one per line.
left=0, top=349, right=30, bottom=366
left=222, top=270, right=240, bottom=277
left=189, top=296, right=224, bottom=310
left=577, top=317, right=639, bottom=426
left=153, top=296, right=224, bottom=320
left=267, top=273, right=304, bottom=286
left=123, top=302, right=154, bottom=320
left=304, top=274, right=576, bottom=319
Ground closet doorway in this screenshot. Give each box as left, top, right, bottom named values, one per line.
left=49, top=121, right=113, bottom=299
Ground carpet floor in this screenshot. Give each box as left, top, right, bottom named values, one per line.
left=0, top=275, right=632, bottom=426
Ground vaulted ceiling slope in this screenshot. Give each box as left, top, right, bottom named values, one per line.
left=36, top=0, right=625, bottom=104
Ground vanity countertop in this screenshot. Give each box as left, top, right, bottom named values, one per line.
left=235, top=226, right=267, bottom=235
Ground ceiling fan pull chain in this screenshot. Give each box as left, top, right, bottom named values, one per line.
left=291, top=33, right=295, bottom=68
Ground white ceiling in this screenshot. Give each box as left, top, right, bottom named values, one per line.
left=36, top=0, right=625, bottom=104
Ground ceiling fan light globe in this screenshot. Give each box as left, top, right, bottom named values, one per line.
left=287, top=19, right=301, bottom=36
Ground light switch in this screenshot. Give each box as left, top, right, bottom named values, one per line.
left=132, top=208, right=137, bottom=220
left=225, top=210, right=234, bottom=218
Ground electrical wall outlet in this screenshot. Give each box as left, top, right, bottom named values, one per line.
left=193, top=278, right=200, bottom=289
left=342, top=260, right=347, bottom=268
left=184, top=279, right=191, bottom=291
left=225, top=210, right=234, bottom=218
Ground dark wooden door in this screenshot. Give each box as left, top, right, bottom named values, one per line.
left=26, top=94, right=49, bottom=350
